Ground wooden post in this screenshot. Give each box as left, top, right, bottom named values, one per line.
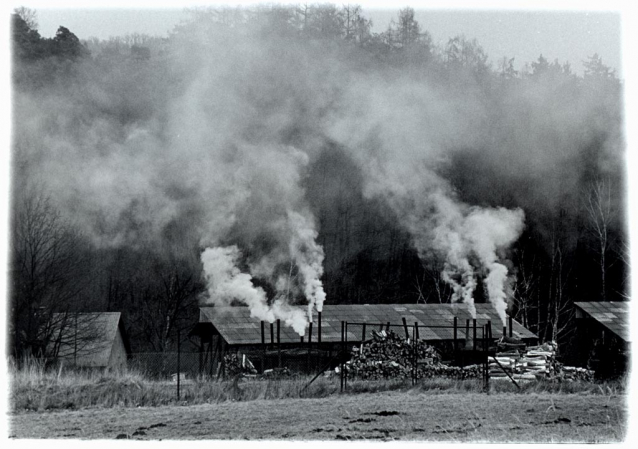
left=177, top=329, right=181, bottom=400
left=307, top=322, right=312, bottom=372
left=199, top=336, right=204, bottom=376
left=340, top=321, right=344, bottom=392
left=473, top=319, right=477, bottom=351
left=414, top=322, right=419, bottom=340
left=261, top=321, right=265, bottom=373
left=317, top=311, right=322, bottom=344
left=503, top=326, right=507, bottom=338
left=277, top=319, right=281, bottom=368
left=453, top=317, right=458, bottom=353
left=270, top=322, right=274, bottom=347
left=402, top=317, right=409, bottom=339
left=484, top=326, right=489, bottom=394
left=386, top=321, right=391, bottom=331
left=344, top=321, right=348, bottom=391
left=412, top=322, right=418, bottom=385
left=465, top=319, right=470, bottom=346
left=361, top=323, right=367, bottom=342
left=74, top=313, right=78, bottom=366
left=509, top=315, right=513, bottom=338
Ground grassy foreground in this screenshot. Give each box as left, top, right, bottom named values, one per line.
left=10, top=390, right=626, bottom=442
left=8, top=359, right=628, bottom=441
left=9, top=358, right=625, bottom=412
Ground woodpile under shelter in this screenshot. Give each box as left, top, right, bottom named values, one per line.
left=190, top=304, right=538, bottom=376
left=573, top=301, right=630, bottom=379
left=44, top=312, right=131, bottom=371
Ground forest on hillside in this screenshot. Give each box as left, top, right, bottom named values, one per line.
left=10, top=5, right=626, bottom=359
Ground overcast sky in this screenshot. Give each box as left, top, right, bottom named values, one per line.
left=22, top=2, right=622, bottom=76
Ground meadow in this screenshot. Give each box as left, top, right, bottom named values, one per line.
left=8, top=359, right=627, bottom=442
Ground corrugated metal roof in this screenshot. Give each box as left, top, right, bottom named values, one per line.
left=574, top=301, right=630, bottom=342
left=46, top=312, right=125, bottom=367
left=200, top=304, right=537, bottom=345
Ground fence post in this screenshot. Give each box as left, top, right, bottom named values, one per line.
left=340, top=321, right=344, bottom=393
left=318, top=311, right=322, bottom=344
left=412, top=322, right=419, bottom=385
left=473, top=319, right=477, bottom=351
left=402, top=317, right=409, bottom=339
left=261, top=321, right=265, bottom=373
left=509, top=315, right=513, bottom=338
left=277, top=319, right=281, bottom=369
left=485, top=325, right=490, bottom=394
left=307, top=322, right=312, bottom=373
left=74, top=313, right=78, bottom=367
left=270, top=322, right=275, bottom=348
left=344, top=321, right=348, bottom=391
left=199, top=337, right=204, bottom=377
left=453, top=317, right=458, bottom=361
left=415, top=321, right=420, bottom=383
left=361, top=323, right=366, bottom=342
left=177, top=329, right=181, bottom=401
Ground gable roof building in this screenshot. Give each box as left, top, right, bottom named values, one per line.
left=574, top=301, right=630, bottom=342
left=191, top=303, right=538, bottom=376
left=44, top=312, right=131, bottom=370
left=573, top=301, right=630, bottom=379
left=196, top=303, right=537, bottom=346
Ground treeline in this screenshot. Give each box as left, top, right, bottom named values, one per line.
left=10, top=5, right=625, bottom=361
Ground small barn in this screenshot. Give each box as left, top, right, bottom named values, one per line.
left=44, top=312, right=131, bottom=371
left=190, top=303, right=537, bottom=375
left=573, top=301, right=630, bottom=379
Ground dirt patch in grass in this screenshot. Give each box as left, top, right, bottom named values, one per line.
left=9, top=391, right=626, bottom=442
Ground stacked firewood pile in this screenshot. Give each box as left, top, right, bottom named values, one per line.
left=344, top=330, right=481, bottom=380
left=223, top=353, right=258, bottom=377
left=489, top=340, right=594, bottom=382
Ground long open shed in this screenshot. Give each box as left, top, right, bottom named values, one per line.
left=190, top=303, right=537, bottom=375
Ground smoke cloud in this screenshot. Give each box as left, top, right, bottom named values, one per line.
left=201, top=246, right=308, bottom=334
left=13, top=8, right=622, bottom=332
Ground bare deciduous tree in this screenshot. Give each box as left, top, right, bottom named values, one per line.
left=585, top=179, right=615, bottom=301
left=10, top=187, right=91, bottom=358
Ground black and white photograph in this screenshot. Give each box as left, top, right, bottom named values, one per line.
left=3, top=0, right=634, bottom=443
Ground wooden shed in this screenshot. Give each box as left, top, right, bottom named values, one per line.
left=573, top=301, right=630, bottom=379
left=45, top=312, right=131, bottom=371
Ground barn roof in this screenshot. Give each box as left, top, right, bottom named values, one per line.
left=574, top=301, right=630, bottom=342
left=45, top=312, right=129, bottom=367
left=199, top=303, right=537, bottom=345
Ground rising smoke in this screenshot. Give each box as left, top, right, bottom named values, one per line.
left=13, top=8, right=623, bottom=332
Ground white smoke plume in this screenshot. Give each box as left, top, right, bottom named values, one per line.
left=14, top=8, right=621, bottom=333
left=201, top=245, right=308, bottom=334
left=417, top=195, right=524, bottom=324
left=287, top=210, right=327, bottom=317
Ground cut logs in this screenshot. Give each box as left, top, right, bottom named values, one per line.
left=489, top=339, right=594, bottom=382
left=344, top=329, right=482, bottom=380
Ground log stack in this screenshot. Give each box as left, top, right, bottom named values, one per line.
left=344, top=330, right=482, bottom=380
left=489, top=340, right=593, bottom=382
left=223, top=353, right=258, bottom=377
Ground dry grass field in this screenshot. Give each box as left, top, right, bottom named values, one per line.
left=10, top=390, right=626, bottom=442
left=8, top=360, right=627, bottom=442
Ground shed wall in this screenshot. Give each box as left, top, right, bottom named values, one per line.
left=108, top=328, right=128, bottom=371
